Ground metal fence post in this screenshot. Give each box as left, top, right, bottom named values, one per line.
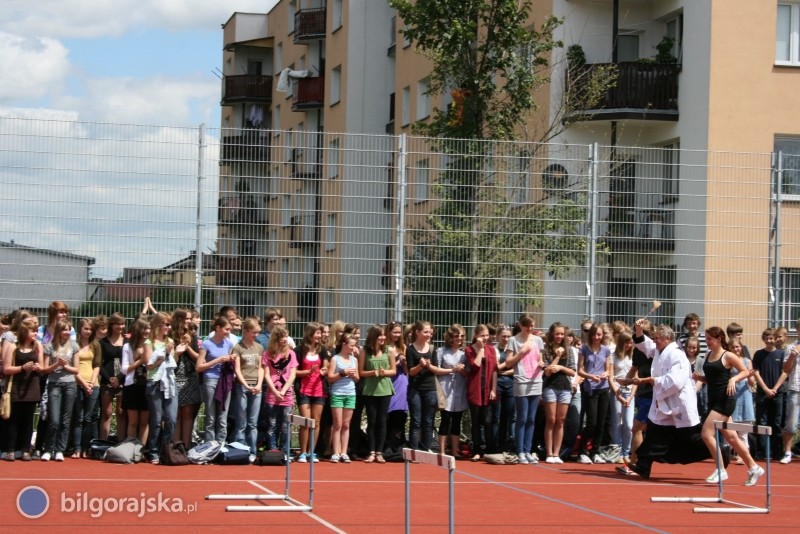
left=770, top=151, right=783, bottom=327
left=587, top=142, right=599, bottom=321
left=395, top=133, right=408, bottom=324
left=195, top=123, right=206, bottom=314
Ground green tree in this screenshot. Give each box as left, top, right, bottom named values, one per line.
left=392, top=0, right=611, bottom=328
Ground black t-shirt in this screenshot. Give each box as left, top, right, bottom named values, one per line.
left=99, top=336, right=123, bottom=385
left=753, top=348, right=786, bottom=391
left=632, top=347, right=653, bottom=399
left=406, top=344, right=437, bottom=392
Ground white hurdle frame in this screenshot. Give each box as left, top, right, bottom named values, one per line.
left=206, top=415, right=316, bottom=512
left=403, top=448, right=455, bottom=534
left=651, top=420, right=772, bottom=514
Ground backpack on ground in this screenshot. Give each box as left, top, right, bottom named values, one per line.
left=216, top=442, right=250, bottom=465
left=258, top=449, right=286, bottom=466
left=105, top=438, right=144, bottom=464
left=88, top=439, right=117, bottom=460
left=483, top=452, right=519, bottom=465
left=188, top=440, right=222, bottom=464
left=161, top=441, right=190, bottom=466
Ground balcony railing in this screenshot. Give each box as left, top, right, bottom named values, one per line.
left=220, top=131, right=271, bottom=163
left=216, top=255, right=267, bottom=287
left=567, top=62, right=680, bottom=121
left=289, top=214, right=317, bottom=248
left=294, top=8, right=326, bottom=43
left=603, top=206, right=675, bottom=252
left=218, top=195, right=266, bottom=225
left=292, top=77, right=325, bottom=110
left=221, top=75, right=273, bottom=104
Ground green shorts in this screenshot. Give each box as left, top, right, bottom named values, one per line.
left=330, top=394, right=356, bottom=409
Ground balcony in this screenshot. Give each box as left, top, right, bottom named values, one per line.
left=216, top=255, right=267, bottom=287
left=289, top=214, right=317, bottom=248
left=567, top=62, right=680, bottom=122
left=602, top=207, right=675, bottom=252
left=292, top=76, right=325, bottom=110
left=220, top=131, right=271, bottom=163
left=294, top=8, right=326, bottom=43
left=218, top=195, right=266, bottom=225
left=221, top=75, right=273, bottom=104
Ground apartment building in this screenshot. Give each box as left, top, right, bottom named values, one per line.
left=219, top=1, right=397, bottom=326
left=546, top=0, right=800, bottom=338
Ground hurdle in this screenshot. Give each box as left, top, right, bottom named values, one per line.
left=651, top=421, right=771, bottom=514
left=403, top=448, right=455, bottom=534
left=206, top=415, right=316, bottom=512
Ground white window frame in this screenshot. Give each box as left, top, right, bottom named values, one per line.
left=780, top=268, right=800, bottom=332
left=276, top=43, right=283, bottom=73
left=414, top=159, right=429, bottom=203
left=416, top=78, right=430, bottom=120
left=288, top=1, right=297, bottom=34
left=328, top=138, right=340, bottom=179
left=776, top=3, right=800, bottom=65
left=333, top=0, right=343, bottom=31
left=401, top=86, right=410, bottom=126
left=776, top=136, right=800, bottom=199
left=331, top=65, right=342, bottom=105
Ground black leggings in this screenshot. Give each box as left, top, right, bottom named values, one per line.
left=4, top=401, right=37, bottom=453
left=364, top=395, right=391, bottom=452
left=469, top=403, right=493, bottom=454
left=579, top=388, right=610, bottom=456
left=438, top=410, right=463, bottom=437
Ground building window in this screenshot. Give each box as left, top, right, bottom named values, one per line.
left=285, top=128, right=293, bottom=162
left=662, top=142, right=680, bottom=198
left=666, top=15, right=683, bottom=63
left=323, top=289, right=334, bottom=324
left=414, top=159, right=429, bottom=203
left=283, top=194, right=291, bottom=226
left=331, top=65, right=342, bottom=105
left=777, top=3, right=800, bottom=65
left=326, top=213, right=337, bottom=251
left=401, top=86, right=410, bottom=126
left=617, top=32, right=640, bottom=61
left=280, top=258, right=290, bottom=290
left=268, top=229, right=277, bottom=260
left=273, top=105, right=281, bottom=132
left=775, top=136, right=800, bottom=196
left=416, top=78, right=430, bottom=120
left=276, top=43, right=283, bottom=72
left=328, top=138, right=340, bottom=179
left=780, top=268, right=800, bottom=331
left=403, top=23, right=411, bottom=48
left=333, top=0, right=343, bottom=30
left=288, top=1, right=297, bottom=34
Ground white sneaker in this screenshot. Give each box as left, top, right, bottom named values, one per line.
left=552, top=456, right=564, bottom=464
left=341, top=454, right=351, bottom=463
left=592, top=454, right=606, bottom=464
left=577, top=454, right=592, bottom=464
left=248, top=454, right=256, bottom=464
left=745, top=466, right=765, bottom=487
left=517, top=454, right=529, bottom=465
left=297, top=453, right=308, bottom=463
left=330, top=454, right=340, bottom=463
left=526, top=453, right=538, bottom=464
left=54, top=452, right=65, bottom=462
left=706, top=469, right=728, bottom=483
left=779, top=453, right=792, bottom=464
left=40, top=452, right=52, bottom=462
left=545, top=456, right=557, bottom=464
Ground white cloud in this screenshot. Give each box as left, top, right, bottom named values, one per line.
left=0, top=1, right=276, bottom=38
left=51, top=75, right=221, bottom=125
left=0, top=32, right=70, bottom=102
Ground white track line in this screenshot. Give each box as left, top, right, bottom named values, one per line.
left=246, top=480, right=347, bottom=534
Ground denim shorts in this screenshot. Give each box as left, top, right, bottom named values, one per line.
left=330, top=394, right=356, bottom=409
left=634, top=397, right=652, bottom=423
left=784, top=390, right=800, bottom=434
left=296, top=392, right=327, bottom=406
left=541, top=387, right=572, bottom=404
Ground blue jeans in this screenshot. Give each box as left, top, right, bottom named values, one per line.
left=46, top=382, right=77, bottom=453
left=408, top=388, right=437, bottom=451
left=611, top=388, right=634, bottom=456
left=146, top=381, right=178, bottom=459
left=201, top=377, right=230, bottom=443
left=514, top=395, right=541, bottom=455
left=72, top=385, right=100, bottom=452
left=492, top=379, right=516, bottom=451
left=264, top=403, right=292, bottom=451
left=756, top=390, right=785, bottom=457
left=233, top=383, right=262, bottom=454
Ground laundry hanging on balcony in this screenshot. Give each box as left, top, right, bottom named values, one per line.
left=276, top=68, right=309, bottom=93
left=247, top=105, right=264, bottom=127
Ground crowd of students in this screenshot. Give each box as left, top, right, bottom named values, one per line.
left=1, top=302, right=798, bottom=475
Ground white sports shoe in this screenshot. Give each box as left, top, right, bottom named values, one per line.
left=592, top=454, right=606, bottom=464
left=779, top=453, right=792, bottom=465
left=526, top=453, right=538, bottom=464
left=40, top=452, right=52, bottom=462
left=577, top=454, right=592, bottom=464
left=552, top=456, right=564, bottom=464
left=545, top=456, right=557, bottom=464
left=706, top=469, right=728, bottom=483
left=54, top=452, right=65, bottom=462
left=744, top=466, right=764, bottom=487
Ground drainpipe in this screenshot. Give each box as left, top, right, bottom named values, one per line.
left=612, top=0, right=619, bottom=63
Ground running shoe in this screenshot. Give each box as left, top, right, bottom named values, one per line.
left=526, top=453, right=538, bottom=464
left=55, top=452, right=65, bottom=462
left=297, top=453, right=308, bottom=463
left=517, top=454, right=529, bottom=465
left=311, top=454, right=319, bottom=463
left=330, top=454, right=340, bottom=463
left=341, top=454, right=351, bottom=463
left=616, top=465, right=635, bottom=476
left=706, top=469, right=728, bottom=483
left=744, top=466, right=764, bottom=487
left=577, top=454, right=592, bottom=464
left=592, top=454, right=606, bottom=464
left=779, top=453, right=792, bottom=465
left=40, top=452, right=52, bottom=462
left=545, top=456, right=557, bottom=464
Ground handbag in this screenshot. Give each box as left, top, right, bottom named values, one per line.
left=1, top=355, right=14, bottom=420
left=161, top=441, right=190, bottom=466
left=434, top=375, right=447, bottom=410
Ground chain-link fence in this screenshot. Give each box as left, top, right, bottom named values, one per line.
left=1, top=117, right=796, bottom=346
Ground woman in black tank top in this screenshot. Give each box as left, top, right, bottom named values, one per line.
left=697, top=327, right=764, bottom=486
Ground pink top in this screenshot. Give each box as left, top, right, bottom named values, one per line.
left=299, top=351, right=326, bottom=397
left=262, top=350, right=298, bottom=407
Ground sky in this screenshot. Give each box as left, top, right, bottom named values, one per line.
left=0, top=0, right=279, bottom=126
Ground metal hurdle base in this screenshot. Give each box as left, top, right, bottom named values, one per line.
left=651, top=421, right=771, bottom=514
left=205, top=415, right=316, bottom=513
left=403, top=448, right=456, bottom=534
